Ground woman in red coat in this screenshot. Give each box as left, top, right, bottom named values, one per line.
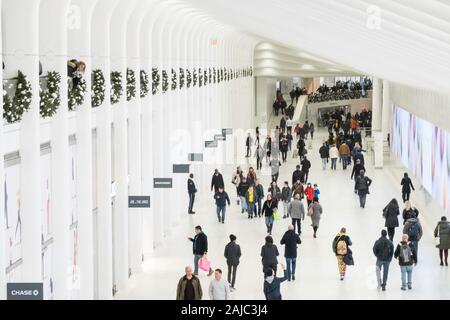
left=305, top=183, right=314, bottom=207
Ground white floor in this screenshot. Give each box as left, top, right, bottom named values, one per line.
left=115, top=129, right=450, bottom=300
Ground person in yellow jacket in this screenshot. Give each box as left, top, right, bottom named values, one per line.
left=246, top=185, right=257, bottom=219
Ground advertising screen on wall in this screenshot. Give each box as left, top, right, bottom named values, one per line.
left=392, top=105, right=449, bottom=212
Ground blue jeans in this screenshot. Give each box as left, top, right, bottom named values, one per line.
left=331, top=158, right=337, bottom=170
left=217, top=205, right=226, bottom=222
left=376, top=261, right=390, bottom=288
left=341, top=156, right=349, bottom=169
left=322, top=158, right=327, bottom=170
left=239, top=196, right=248, bottom=211
left=400, top=265, right=413, bottom=289
left=194, top=254, right=202, bottom=273
left=247, top=203, right=256, bottom=217
left=256, top=198, right=262, bottom=216
left=288, top=140, right=292, bottom=151
left=286, top=258, right=296, bottom=280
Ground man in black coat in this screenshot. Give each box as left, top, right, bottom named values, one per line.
left=224, top=234, right=241, bottom=291
left=292, top=165, right=303, bottom=186
left=188, top=226, right=213, bottom=276
left=187, top=173, right=197, bottom=214
left=319, top=142, right=329, bottom=170
left=211, top=169, right=224, bottom=193
left=280, top=225, right=301, bottom=281
left=372, top=229, right=394, bottom=291
left=300, top=156, right=311, bottom=183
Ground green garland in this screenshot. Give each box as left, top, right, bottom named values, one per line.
left=140, top=70, right=150, bottom=98
left=110, top=71, right=123, bottom=105
left=193, top=69, right=198, bottom=87
left=127, top=68, right=136, bottom=101
left=171, top=68, right=177, bottom=91
left=91, top=69, right=105, bottom=108
left=179, top=68, right=185, bottom=89
left=213, top=68, right=216, bottom=84
left=162, top=70, right=169, bottom=93
left=198, top=68, right=203, bottom=87
left=3, top=70, right=33, bottom=123
left=152, top=68, right=160, bottom=95
left=68, top=76, right=87, bottom=111
left=40, top=71, right=61, bottom=118
left=186, top=69, right=192, bottom=88
left=203, top=69, right=208, bottom=86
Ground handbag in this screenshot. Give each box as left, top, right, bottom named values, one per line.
left=435, top=224, right=441, bottom=246
left=307, top=204, right=314, bottom=216
left=343, top=249, right=354, bottom=266
left=273, top=209, right=280, bottom=221
left=199, top=255, right=211, bottom=272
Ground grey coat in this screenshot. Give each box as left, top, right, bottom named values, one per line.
left=309, top=202, right=323, bottom=227
left=288, top=199, right=305, bottom=220
left=435, top=221, right=450, bottom=250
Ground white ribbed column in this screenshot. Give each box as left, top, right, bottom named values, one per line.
left=382, top=80, right=391, bottom=142
left=91, top=0, right=119, bottom=299
left=39, top=0, right=71, bottom=300
left=372, top=77, right=383, bottom=168
left=3, top=0, right=42, bottom=283
left=0, top=0, right=5, bottom=299
left=69, top=0, right=97, bottom=300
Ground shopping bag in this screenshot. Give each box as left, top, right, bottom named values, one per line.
left=199, top=255, right=211, bottom=272
left=434, top=236, right=440, bottom=246
left=273, top=209, right=280, bottom=221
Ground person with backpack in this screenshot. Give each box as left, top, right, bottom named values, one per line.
left=224, top=234, right=241, bottom=291
left=288, top=193, right=305, bottom=235
left=372, top=229, right=394, bottom=291
left=401, top=173, right=415, bottom=203
left=403, top=216, right=423, bottom=263
left=434, top=216, right=450, bottom=266
left=319, top=142, right=329, bottom=170
left=332, top=227, right=353, bottom=280
left=383, top=199, right=400, bottom=241
left=280, top=225, right=301, bottom=281
left=214, top=186, right=231, bottom=224
left=254, top=179, right=265, bottom=218
left=263, top=264, right=287, bottom=300
left=394, top=234, right=417, bottom=290
left=281, top=181, right=292, bottom=219
left=308, top=197, right=323, bottom=238
left=261, top=235, right=279, bottom=274
left=262, top=194, right=278, bottom=235
left=355, top=169, right=372, bottom=208
left=300, top=156, right=311, bottom=183
left=402, top=200, right=419, bottom=224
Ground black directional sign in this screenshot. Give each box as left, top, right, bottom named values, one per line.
left=173, top=164, right=190, bottom=173
left=188, top=153, right=203, bottom=162
left=7, top=283, right=43, bottom=300
left=214, top=134, right=226, bottom=141
left=128, top=196, right=151, bottom=208
left=205, top=140, right=218, bottom=148
left=153, top=178, right=173, bottom=188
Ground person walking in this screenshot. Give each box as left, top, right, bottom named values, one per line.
left=270, top=156, right=282, bottom=182
left=402, top=201, right=419, bottom=224
left=281, top=181, right=291, bottom=219
left=300, top=156, right=311, bottom=183
left=383, top=199, right=400, bottom=241
left=214, top=186, right=230, bottom=223
left=245, top=185, right=257, bottom=219
left=280, top=136, right=289, bottom=163
left=403, top=216, right=423, bottom=264
left=255, top=179, right=264, bottom=217
left=262, top=194, right=278, bottom=235
left=286, top=118, right=293, bottom=135
left=224, top=234, right=241, bottom=291
left=394, top=234, right=417, bottom=290
left=354, top=169, right=372, bottom=208
left=292, top=180, right=304, bottom=200
left=288, top=193, right=305, bottom=235
left=329, top=144, right=339, bottom=170
left=332, top=227, right=353, bottom=280
left=434, top=216, right=450, bottom=266
left=292, top=165, right=303, bottom=186
left=209, top=269, right=231, bottom=300
left=309, top=197, right=323, bottom=238
left=264, top=136, right=272, bottom=163
left=372, top=229, right=394, bottom=291
left=401, top=173, right=415, bottom=203
left=313, top=184, right=320, bottom=198
left=176, top=266, right=203, bottom=300
left=286, top=132, right=293, bottom=152
left=304, top=183, right=314, bottom=207
left=309, top=122, right=315, bottom=139
left=245, top=133, right=253, bottom=157
left=268, top=181, right=282, bottom=203
left=319, top=142, right=329, bottom=170
left=187, top=226, right=214, bottom=276
left=211, top=169, right=224, bottom=194
left=294, top=124, right=301, bottom=139
left=351, top=158, right=365, bottom=180
left=246, top=167, right=257, bottom=186
left=280, top=225, right=301, bottom=281
left=187, top=173, right=197, bottom=214
left=263, top=265, right=287, bottom=300
left=338, top=141, right=351, bottom=170
left=297, top=138, right=306, bottom=158
left=261, top=235, right=279, bottom=275
left=255, top=143, right=264, bottom=171
left=237, top=177, right=250, bottom=214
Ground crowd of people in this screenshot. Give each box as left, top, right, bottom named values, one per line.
left=178, top=106, right=450, bottom=300
left=308, top=78, right=373, bottom=103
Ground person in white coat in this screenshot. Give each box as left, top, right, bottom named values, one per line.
left=209, top=269, right=231, bottom=300
left=329, top=144, right=339, bottom=170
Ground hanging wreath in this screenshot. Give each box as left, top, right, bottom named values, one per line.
left=224, top=69, right=228, bottom=82
left=220, top=68, right=224, bottom=82
left=39, top=71, right=61, bottom=118
left=171, top=68, right=177, bottom=91
left=152, top=68, right=160, bottom=95
left=140, top=70, right=150, bottom=98
left=198, top=68, right=203, bottom=88
left=110, top=71, right=123, bottom=105
left=186, top=69, right=192, bottom=88
left=68, top=75, right=87, bottom=111
left=203, top=69, right=208, bottom=86
left=126, top=68, right=136, bottom=101
left=193, top=69, right=198, bottom=87
left=213, top=68, right=216, bottom=84
left=3, top=70, right=33, bottom=123
left=179, top=68, right=185, bottom=89
left=91, top=69, right=105, bottom=108
left=162, top=70, right=169, bottom=93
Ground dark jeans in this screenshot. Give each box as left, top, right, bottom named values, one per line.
left=387, top=227, right=395, bottom=241
left=257, top=157, right=262, bottom=170
left=246, top=146, right=250, bottom=157
left=302, top=170, right=309, bottom=183
left=227, top=263, right=238, bottom=288
left=217, top=205, right=226, bottom=222
left=282, top=151, right=287, bottom=162
left=359, top=194, right=367, bottom=208
left=376, top=261, right=390, bottom=288
left=256, top=198, right=262, bottom=216
left=247, top=203, right=256, bottom=218
left=341, top=156, right=349, bottom=170
left=411, top=240, right=419, bottom=263
left=286, top=258, right=296, bottom=281
left=402, top=192, right=410, bottom=202
left=292, top=218, right=301, bottom=234
left=272, top=173, right=279, bottom=182
left=188, top=193, right=195, bottom=212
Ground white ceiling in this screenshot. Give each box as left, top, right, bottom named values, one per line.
left=188, top=0, right=450, bottom=93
